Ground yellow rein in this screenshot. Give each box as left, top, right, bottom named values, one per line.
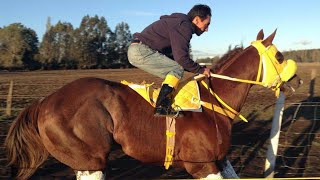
left=210, top=72, right=263, bottom=85
left=194, top=44, right=270, bottom=122
left=194, top=61, right=265, bottom=122
left=199, top=80, right=248, bottom=122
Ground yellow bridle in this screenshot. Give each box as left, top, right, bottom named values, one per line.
left=251, top=40, right=297, bottom=95
left=199, top=40, right=297, bottom=122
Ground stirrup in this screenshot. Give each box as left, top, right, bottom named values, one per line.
left=154, top=107, right=182, bottom=118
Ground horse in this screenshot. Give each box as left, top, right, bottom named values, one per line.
left=5, top=29, right=302, bottom=179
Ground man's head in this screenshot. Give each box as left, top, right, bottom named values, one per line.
left=188, top=4, right=211, bottom=36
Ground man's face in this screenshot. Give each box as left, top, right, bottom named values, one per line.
left=193, top=15, right=211, bottom=36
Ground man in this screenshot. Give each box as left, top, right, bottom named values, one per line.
left=127, top=4, right=212, bottom=116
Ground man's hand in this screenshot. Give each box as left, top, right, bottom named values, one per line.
left=203, top=67, right=211, bottom=77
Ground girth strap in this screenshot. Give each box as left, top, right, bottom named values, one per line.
left=164, top=117, right=176, bottom=169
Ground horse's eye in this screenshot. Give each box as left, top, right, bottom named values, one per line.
left=275, top=51, right=284, bottom=63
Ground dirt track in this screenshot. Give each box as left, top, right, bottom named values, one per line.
left=0, top=64, right=319, bottom=179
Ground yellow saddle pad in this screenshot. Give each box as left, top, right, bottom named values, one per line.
left=121, top=80, right=202, bottom=112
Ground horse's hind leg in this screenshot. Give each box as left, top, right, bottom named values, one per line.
left=40, top=98, right=114, bottom=176
left=75, top=170, right=106, bottom=180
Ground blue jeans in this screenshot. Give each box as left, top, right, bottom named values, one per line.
left=127, top=43, right=184, bottom=79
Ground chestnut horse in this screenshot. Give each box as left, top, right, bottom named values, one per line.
left=5, top=29, right=301, bottom=179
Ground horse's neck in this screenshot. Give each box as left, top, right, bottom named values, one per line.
left=209, top=50, right=260, bottom=112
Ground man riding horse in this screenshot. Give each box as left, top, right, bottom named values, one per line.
left=128, top=4, right=212, bottom=116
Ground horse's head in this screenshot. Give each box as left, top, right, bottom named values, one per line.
left=201, top=29, right=301, bottom=98
left=252, top=29, right=300, bottom=97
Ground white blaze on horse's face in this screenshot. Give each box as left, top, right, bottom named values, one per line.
left=251, top=40, right=297, bottom=93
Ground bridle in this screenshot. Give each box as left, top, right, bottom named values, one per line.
left=206, top=41, right=297, bottom=96
left=197, top=40, right=297, bottom=122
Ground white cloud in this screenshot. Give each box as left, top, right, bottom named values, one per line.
left=294, top=39, right=312, bottom=46
left=192, top=50, right=217, bottom=59
left=122, top=10, right=159, bottom=16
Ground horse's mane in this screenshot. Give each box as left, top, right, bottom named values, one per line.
left=210, top=46, right=244, bottom=73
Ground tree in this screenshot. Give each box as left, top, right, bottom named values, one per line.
left=46, top=17, right=52, bottom=33
left=189, top=43, right=193, bottom=60
left=0, top=23, right=39, bottom=70
left=283, top=49, right=320, bottom=62
left=114, top=22, right=132, bottom=67
left=39, top=21, right=74, bottom=69
left=105, top=30, right=118, bottom=67
left=72, top=15, right=110, bottom=68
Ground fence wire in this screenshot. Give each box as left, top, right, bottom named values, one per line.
left=0, top=83, right=319, bottom=178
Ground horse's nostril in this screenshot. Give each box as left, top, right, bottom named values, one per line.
left=299, top=79, right=304, bottom=85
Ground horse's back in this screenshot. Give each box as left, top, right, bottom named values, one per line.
left=43, top=77, right=122, bottom=114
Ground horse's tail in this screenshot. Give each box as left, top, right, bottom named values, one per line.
left=4, top=100, right=49, bottom=179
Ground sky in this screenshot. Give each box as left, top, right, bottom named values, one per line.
left=1, top=0, right=319, bottom=59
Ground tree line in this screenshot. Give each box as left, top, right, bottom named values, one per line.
left=197, top=47, right=320, bottom=64
left=282, top=49, right=320, bottom=62
left=0, top=15, right=132, bottom=70
left=1, top=15, right=319, bottom=71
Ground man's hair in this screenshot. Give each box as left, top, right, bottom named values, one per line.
left=187, top=4, right=211, bottom=21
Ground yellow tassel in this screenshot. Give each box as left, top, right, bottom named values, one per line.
left=164, top=130, right=175, bottom=169
left=275, top=88, right=280, bottom=98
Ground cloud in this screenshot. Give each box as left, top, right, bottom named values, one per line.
left=122, top=10, right=159, bottom=16
left=192, top=50, right=217, bottom=59
left=295, top=39, right=312, bottom=46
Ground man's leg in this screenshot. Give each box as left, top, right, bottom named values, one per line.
left=154, top=74, right=180, bottom=116
left=128, top=43, right=184, bottom=116
left=127, top=43, right=184, bottom=79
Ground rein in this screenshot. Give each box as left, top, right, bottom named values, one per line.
left=204, top=77, right=223, bottom=146
left=194, top=74, right=249, bottom=122
left=193, top=41, right=297, bottom=122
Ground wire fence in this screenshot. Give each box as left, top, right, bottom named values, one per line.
left=0, top=69, right=319, bottom=178
left=1, top=101, right=319, bottom=178
left=227, top=101, right=320, bottom=178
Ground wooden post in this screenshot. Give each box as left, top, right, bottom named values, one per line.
left=308, top=69, right=316, bottom=100
left=264, top=91, right=285, bottom=178
left=6, top=80, right=13, bottom=116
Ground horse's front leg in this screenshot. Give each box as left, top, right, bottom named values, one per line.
left=183, top=161, right=222, bottom=179
left=184, top=158, right=239, bottom=179
left=217, top=157, right=239, bottom=178
left=179, top=136, right=238, bottom=178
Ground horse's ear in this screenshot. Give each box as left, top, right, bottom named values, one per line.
left=262, top=29, right=277, bottom=46
left=256, top=29, right=264, bottom=40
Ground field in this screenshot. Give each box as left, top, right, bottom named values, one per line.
left=0, top=63, right=320, bottom=179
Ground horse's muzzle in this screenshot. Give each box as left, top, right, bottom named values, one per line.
left=280, top=74, right=303, bottom=97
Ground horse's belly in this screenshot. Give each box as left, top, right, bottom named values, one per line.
left=113, top=127, right=166, bottom=163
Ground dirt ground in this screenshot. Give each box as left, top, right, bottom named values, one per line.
left=0, top=63, right=319, bottom=179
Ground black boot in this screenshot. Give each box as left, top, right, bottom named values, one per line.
left=154, top=84, right=178, bottom=117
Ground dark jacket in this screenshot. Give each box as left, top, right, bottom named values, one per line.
left=133, top=13, right=205, bottom=74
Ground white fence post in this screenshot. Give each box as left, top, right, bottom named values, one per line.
left=264, top=91, right=285, bottom=178
left=6, top=80, right=13, bottom=116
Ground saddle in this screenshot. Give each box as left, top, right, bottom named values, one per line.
left=121, top=80, right=202, bottom=112
left=122, top=78, right=248, bottom=122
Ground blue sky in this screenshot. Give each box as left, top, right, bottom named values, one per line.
left=1, top=0, right=319, bottom=59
